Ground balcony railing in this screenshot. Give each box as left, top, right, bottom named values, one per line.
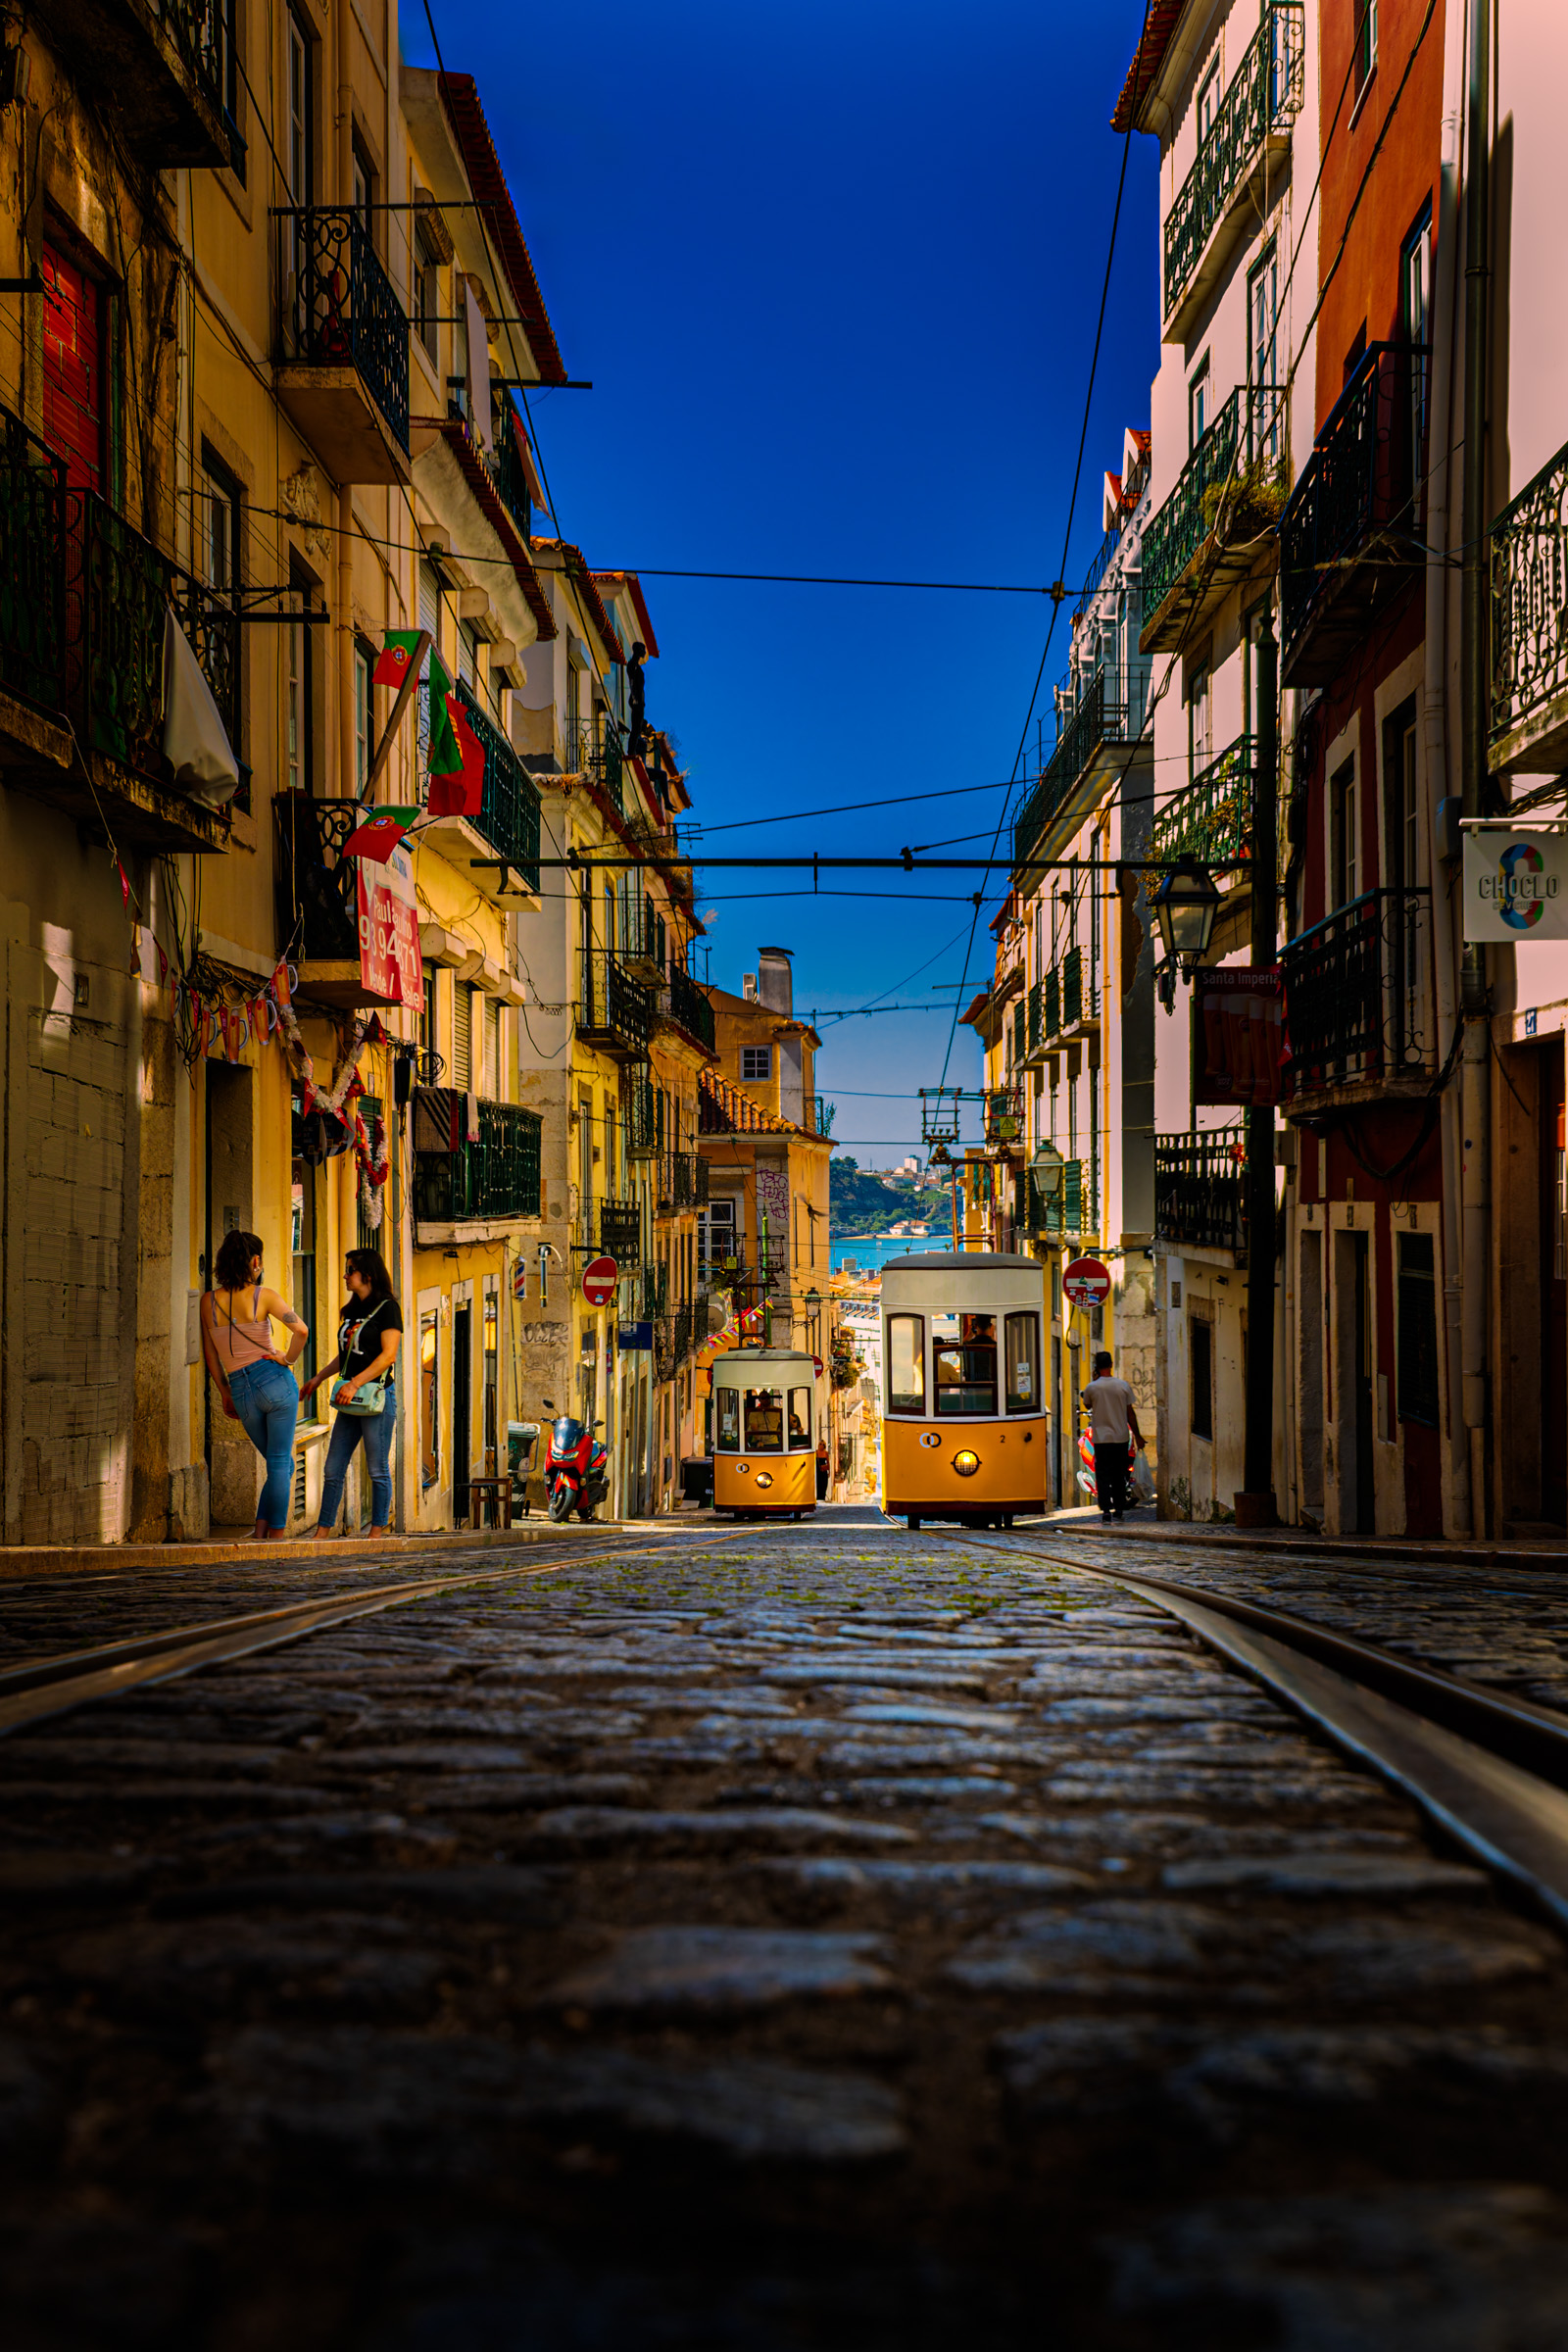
left=656, top=1151, right=701, bottom=1215
left=0, top=407, right=66, bottom=716
left=1013, top=666, right=1146, bottom=871
left=985, top=1085, right=1024, bottom=1146
left=1142, top=385, right=1288, bottom=630
left=660, top=961, right=716, bottom=1054
left=1061, top=946, right=1099, bottom=1031
left=275, top=795, right=362, bottom=963
left=641, top=1262, right=668, bottom=1319
left=1280, top=343, right=1428, bottom=662
left=452, top=678, right=541, bottom=889
left=275, top=206, right=411, bottom=456
left=564, top=714, right=625, bottom=810
left=1281, top=889, right=1435, bottom=1102
left=599, top=1197, right=642, bottom=1268
left=626, top=1073, right=660, bottom=1159
left=578, top=949, right=654, bottom=1059
left=67, top=487, right=238, bottom=791
left=803, top=1093, right=835, bottom=1135
left=413, top=1092, right=542, bottom=1225
left=1490, top=430, right=1568, bottom=770
left=489, top=396, right=532, bottom=543
left=1164, top=5, right=1305, bottom=323
left=1152, top=734, right=1256, bottom=868
left=1155, top=1127, right=1249, bottom=1262
left=624, top=891, right=668, bottom=978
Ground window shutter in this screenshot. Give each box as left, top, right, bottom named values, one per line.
left=452, top=983, right=472, bottom=1091
left=484, top=997, right=500, bottom=1097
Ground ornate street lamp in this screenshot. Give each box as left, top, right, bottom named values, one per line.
left=1152, top=857, right=1222, bottom=977
left=1030, top=1139, right=1065, bottom=1201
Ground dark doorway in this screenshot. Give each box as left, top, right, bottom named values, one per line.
left=1542, top=1049, right=1568, bottom=1524
left=1351, top=1233, right=1374, bottom=1531
left=204, top=1064, right=255, bottom=1524
left=453, top=1302, right=471, bottom=1523
left=1334, top=1228, right=1375, bottom=1533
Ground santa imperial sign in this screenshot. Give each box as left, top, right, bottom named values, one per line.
left=1463, top=825, right=1568, bottom=941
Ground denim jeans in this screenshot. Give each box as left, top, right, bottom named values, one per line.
left=227, top=1358, right=300, bottom=1532
left=318, top=1388, right=395, bottom=1532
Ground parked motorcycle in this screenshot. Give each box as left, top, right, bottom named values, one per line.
left=1075, top=1425, right=1146, bottom=1512
left=544, top=1409, right=610, bottom=1522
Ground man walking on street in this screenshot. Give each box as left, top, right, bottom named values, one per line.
left=1080, top=1350, right=1144, bottom=1522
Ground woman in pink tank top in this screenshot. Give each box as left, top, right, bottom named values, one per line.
left=199, top=1229, right=310, bottom=1540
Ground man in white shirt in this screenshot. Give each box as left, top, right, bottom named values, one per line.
left=1080, top=1350, right=1145, bottom=1522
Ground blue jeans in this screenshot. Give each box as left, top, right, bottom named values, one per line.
left=227, top=1359, right=300, bottom=1532
left=318, top=1389, right=395, bottom=1532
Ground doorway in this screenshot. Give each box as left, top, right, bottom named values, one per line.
left=1334, top=1228, right=1375, bottom=1533
left=204, top=1063, right=256, bottom=1524
left=1298, top=1227, right=1324, bottom=1517
left=1541, top=1049, right=1568, bottom=1524
left=453, top=1301, right=471, bottom=1523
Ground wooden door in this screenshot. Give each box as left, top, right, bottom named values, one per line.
left=41, top=242, right=103, bottom=493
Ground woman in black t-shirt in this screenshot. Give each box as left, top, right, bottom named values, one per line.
left=303, top=1248, right=404, bottom=1537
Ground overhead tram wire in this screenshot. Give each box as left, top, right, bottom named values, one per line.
left=932, top=6, right=1158, bottom=1102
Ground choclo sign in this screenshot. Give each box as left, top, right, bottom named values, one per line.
left=581, top=1255, right=618, bottom=1307
left=1062, top=1256, right=1111, bottom=1307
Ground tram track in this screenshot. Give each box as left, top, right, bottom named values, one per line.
left=940, top=1531, right=1568, bottom=1933
left=0, top=1523, right=736, bottom=1738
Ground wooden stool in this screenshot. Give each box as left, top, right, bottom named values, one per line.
left=468, top=1475, right=513, bottom=1531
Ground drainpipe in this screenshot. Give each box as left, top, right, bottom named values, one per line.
left=1424, top=8, right=1470, bottom=1534
left=1239, top=609, right=1280, bottom=1521
left=1459, top=0, right=1492, bottom=1534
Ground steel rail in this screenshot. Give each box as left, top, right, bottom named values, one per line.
left=934, top=1532, right=1568, bottom=1933
left=0, top=1527, right=739, bottom=1737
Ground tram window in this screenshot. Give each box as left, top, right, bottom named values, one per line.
left=1004, top=1311, right=1041, bottom=1413
left=787, top=1388, right=811, bottom=1446
left=716, top=1389, right=741, bottom=1451
left=744, top=1387, right=784, bottom=1450
left=887, top=1315, right=925, bottom=1415
left=935, top=1309, right=999, bottom=1417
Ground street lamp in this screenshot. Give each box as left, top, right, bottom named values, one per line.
left=1152, top=857, right=1222, bottom=976
left=1030, top=1140, right=1065, bottom=1201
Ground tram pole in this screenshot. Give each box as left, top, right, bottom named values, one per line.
left=1238, top=609, right=1280, bottom=1525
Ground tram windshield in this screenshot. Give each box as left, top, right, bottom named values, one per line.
left=933, top=1311, right=998, bottom=1416
left=1004, top=1311, right=1041, bottom=1413
left=743, top=1388, right=785, bottom=1450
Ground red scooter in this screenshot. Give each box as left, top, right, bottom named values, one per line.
left=545, top=1411, right=611, bottom=1522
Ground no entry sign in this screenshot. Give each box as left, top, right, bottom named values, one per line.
left=582, top=1255, right=618, bottom=1307
left=1063, top=1255, right=1111, bottom=1308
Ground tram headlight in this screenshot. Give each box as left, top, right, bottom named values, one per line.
left=953, top=1449, right=980, bottom=1478
left=755, top=1472, right=773, bottom=1489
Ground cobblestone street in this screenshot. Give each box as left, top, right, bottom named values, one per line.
left=7, top=1508, right=1568, bottom=2346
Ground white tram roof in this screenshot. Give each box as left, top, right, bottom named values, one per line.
left=711, top=1347, right=817, bottom=1380
left=882, top=1251, right=1036, bottom=1270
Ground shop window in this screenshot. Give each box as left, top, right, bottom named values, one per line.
left=1191, top=1315, right=1214, bottom=1441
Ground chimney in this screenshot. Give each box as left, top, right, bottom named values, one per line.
left=742, top=973, right=759, bottom=1002
left=757, top=946, right=793, bottom=1017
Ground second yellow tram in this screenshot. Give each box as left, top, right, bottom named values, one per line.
left=712, top=1346, right=819, bottom=1517
left=880, top=1251, right=1048, bottom=1528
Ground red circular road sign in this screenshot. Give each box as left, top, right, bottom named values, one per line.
left=1063, top=1255, right=1112, bottom=1307
left=582, top=1254, right=618, bottom=1306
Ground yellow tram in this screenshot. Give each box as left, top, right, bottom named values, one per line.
left=712, top=1346, right=820, bottom=1517
left=880, top=1251, right=1049, bottom=1528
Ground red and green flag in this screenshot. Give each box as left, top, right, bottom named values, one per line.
left=424, top=653, right=462, bottom=776
left=342, top=807, right=421, bottom=861
left=373, top=630, right=424, bottom=689
left=427, top=696, right=486, bottom=820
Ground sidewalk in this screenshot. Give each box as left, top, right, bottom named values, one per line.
left=0, top=1516, right=633, bottom=1583
left=1037, top=1502, right=1568, bottom=1575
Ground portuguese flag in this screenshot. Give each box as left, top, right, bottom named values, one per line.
left=424, top=653, right=462, bottom=775
left=427, top=696, right=485, bottom=819
left=342, top=808, right=420, bottom=861
left=373, top=629, right=424, bottom=688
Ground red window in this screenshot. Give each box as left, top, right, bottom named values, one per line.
left=41, top=241, right=104, bottom=494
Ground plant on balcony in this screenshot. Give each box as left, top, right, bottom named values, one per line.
left=1201, top=455, right=1289, bottom=546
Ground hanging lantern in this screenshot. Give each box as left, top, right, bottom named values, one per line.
left=1152, top=857, right=1222, bottom=975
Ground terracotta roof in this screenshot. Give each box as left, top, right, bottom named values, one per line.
left=698, top=1069, right=829, bottom=1145
left=592, top=571, right=661, bottom=660
left=959, top=988, right=993, bottom=1029
left=436, top=417, right=557, bottom=642
left=1110, top=0, right=1186, bottom=132
left=532, top=541, right=624, bottom=665
left=437, top=74, right=568, bottom=386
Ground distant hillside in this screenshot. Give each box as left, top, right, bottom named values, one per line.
left=829, top=1156, right=951, bottom=1239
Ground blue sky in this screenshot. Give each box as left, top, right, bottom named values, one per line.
left=403, top=0, right=1159, bottom=1167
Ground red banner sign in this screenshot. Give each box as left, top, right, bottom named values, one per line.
left=1193, top=967, right=1283, bottom=1106
left=357, top=841, right=422, bottom=1004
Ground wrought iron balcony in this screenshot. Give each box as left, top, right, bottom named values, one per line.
left=274, top=207, right=411, bottom=479
left=274, top=796, right=376, bottom=1004
left=1490, top=431, right=1568, bottom=773
left=985, top=1084, right=1024, bottom=1147
left=1163, top=5, right=1305, bottom=333
left=578, top=949, right=654, bottom=1060
left=803, top=1093, right=835, bottom=1136
left=413, top=1091, right=542, bottom=1228
left=1281, top=889, right=1435, bottom=1106
left=1141, top=386, right=1288, bottom=654
left=1013, top=665, right=1147, bottom=873
left=564, top=714, right=625, bottom=810
left=1155, top=1127, right=1249, bottom=1262
left=624, top=891, right=667, bottom=981
left=660, top=961, right=716, bottom=1055
left=32, top=0, right=231, bottom=167
left=1280, top=343, right=1429, bottom=685
left=450, top=678, right=541, bottom=891
left=599, top=1197, right=642, bottom=1268
left=489, top=396, right=533, bottom=544
left=1152, top=735, right=1256, bottom=868
left=0, top=407, right=66, bottom=719
left=626, top=1072, right=660, bottom=1159
left=656, top=1152, right=701, bottom=1217
left=641, top=1262, right=668, bottom=1320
